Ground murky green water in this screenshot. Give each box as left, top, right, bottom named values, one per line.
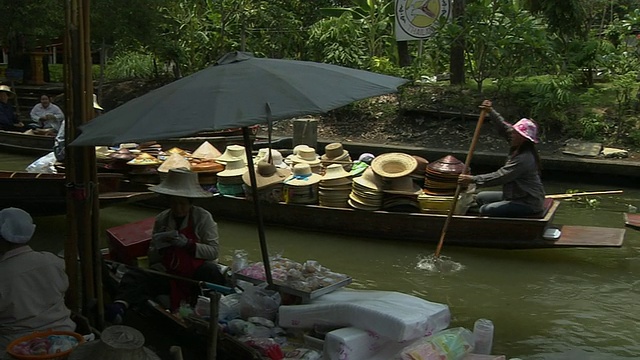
left=5, top=153, right=640, bottom=359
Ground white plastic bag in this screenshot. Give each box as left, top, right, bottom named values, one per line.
left=239, top=283, right=281, bottom=321
left=26, top=152, right=58, bottom=174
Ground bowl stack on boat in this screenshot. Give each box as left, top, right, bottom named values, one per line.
left=126, top=152, right=162, bottom=184
left=348, top=167, right=384, bottom=210
left=318, top=164, right=352, bottom=208
left=419, top=155, right=468, bottom=214
left=369, top=153, right=421, bottom=212
left=320, top=142, right=352, bottom=172
left=106, top=148, right=137, bottom=172
left=283, top=163, right=322, bottom=204
left=190, top=141, right=224, bottom=185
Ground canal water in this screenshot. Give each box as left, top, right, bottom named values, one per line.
left=4, top=152, right=640, bottom=359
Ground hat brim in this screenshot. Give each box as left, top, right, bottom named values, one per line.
left=371, top=153, right=418, bottom=179
left=148, top=185, right=213, bottom=198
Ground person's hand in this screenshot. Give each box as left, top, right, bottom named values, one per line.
left=479, top=100, right=492, bottom=111
left=458, top=174, right=474, bottom=185
left=170, top=234, right=189, bottom=247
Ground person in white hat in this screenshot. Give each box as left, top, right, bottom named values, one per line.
left=106, top=168, right=224, bottom=323
left=53, top=94, right=103, bottom=162
left=0, top=207, right=76, bottom=348
left=458, top=100, right=545, bottom=217
left=0, top=84, right=25, bottom=131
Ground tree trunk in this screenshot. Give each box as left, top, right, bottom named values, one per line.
left=397, top=41, right=412, bottom=67
left=449, top=0, right=466, bottom=85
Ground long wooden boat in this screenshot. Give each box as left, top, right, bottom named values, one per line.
left=0, top=171, right=157, bottom=216
left=0, top=129, right=55, bottom=155
left=181, top=195, right=624, bottom=249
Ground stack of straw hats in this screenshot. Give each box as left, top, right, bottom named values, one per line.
left=190, top=141, right=224, bottom=184
left=137, top=142, right=162, bottom=157
left=254, top=148, right=289, bottom=169
left=348, top=167, right=384, bottom=210
left=126, top=152, right=162, bottom=183
left=242, top=160, right=291, bottom=203
left=370, top=152, right=418, bottom=180
left=410, top=155, right=429, bottom=187
left=216, top=144, right=248, bottom=165
left=382, top=176, right=422, bottom=212
left=321, top=143, right=352, bottom=171
left=283, top=163, right=322, bottom=204
left=216, top=158, right=247, bottom=196
left=319, top=164, right=352, bottom=208
left=286, top=145, right=322, bottom=173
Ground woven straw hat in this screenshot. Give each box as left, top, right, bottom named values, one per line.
left=284, top=163, right=322, bottom=186
left=192, top=141, right=222, bottom=160
left=242, top=161, right=291, bottom=189
left=321, top=164, right=351, bottom=181
left=321, top=143, right=348, bottom=160
left=158, top=153, right=191, bottom=173
left=149, top=168, right=212, bottom=198
left=370, top=153, right=417, bottom=179
left=383, top=176, right=423, bottom=195
left=352, top=167, right=382, bottom=191
left=0, top=85, right=16, bottom=98
left=216, top=144, right=247, bottom=165
left=217, top=158, right=247, bottom=177
left=69, top=325, right=160, bottom=360
left=289, top=147, right=321, bottom=165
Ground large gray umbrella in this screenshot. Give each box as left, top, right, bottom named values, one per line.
left=71, top=51, right=407, bottom=286
left=71, top=52, right=408, bottom=146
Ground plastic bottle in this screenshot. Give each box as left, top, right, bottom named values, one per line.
left=473, top=318, right=494, bottom=355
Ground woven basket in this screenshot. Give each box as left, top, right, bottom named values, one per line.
left=6, top=330, right=84, bottom=360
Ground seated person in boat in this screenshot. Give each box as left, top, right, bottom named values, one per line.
left=106, top=168, right=225, bottom=323
left=53, top=94, right=103, bottom=162
left=29, top=94, right=65, bottom=134
left=458, top=100, right=545, bottom=217
left=0, top=207, right=76, bottom=348
left=0, top=85, right=25, bottom=132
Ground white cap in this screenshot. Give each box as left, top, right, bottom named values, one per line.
left=0, top=208, right=36, bottom=244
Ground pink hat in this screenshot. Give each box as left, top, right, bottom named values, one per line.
left=512, top=118, right=538, bottom=143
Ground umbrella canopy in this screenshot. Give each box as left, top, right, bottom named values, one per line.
left=71, top=52, right=408, bottom=146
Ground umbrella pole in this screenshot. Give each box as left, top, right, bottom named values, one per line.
left=434, top=108, right=488, bottom=257
left=242, top=126, right=273, bottom=286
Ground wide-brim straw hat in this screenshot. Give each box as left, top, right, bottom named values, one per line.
left=216, top=144, right=248, bottom=165
left=352, top=167, right=382, bottom=191
left=69, top=325, right=160, bottom=360
left=370, top=153, right=418, bottom=179
left=383, top=176, right=423, bottom=195
left=0, top=85, right=16, bottom=98
left=192, top=141, right=223, bottom=160
left=242, top=161, right=291, bottom=189
left=217, top=158, right=248, bottom=177
left=321, top=142, right=349, bottom=160
left=289, top=147, right=321, bottom=166
left=158, top=152, right=191, bottom=173
left=322, top=164, right=351, bottom=181
left=149, top=168, right=212, bottom=198
left=284, top=163, right=322, bottom=186
left=255, top=148, right=288, bottom=169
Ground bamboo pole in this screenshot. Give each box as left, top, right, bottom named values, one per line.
left=546, top=190, right=623, bottom=199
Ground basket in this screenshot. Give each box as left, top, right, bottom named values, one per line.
left=6, top=330, right=84, bottom=360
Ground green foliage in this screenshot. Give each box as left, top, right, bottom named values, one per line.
left=307, top=14, right=366, bottom=68
left=105, top=51, right=159, bottom=80
left=578, top=112, right=609, bottom=140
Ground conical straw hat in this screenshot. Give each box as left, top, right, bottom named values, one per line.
left=192, top=141, right=222, bottom=160
left=149, top=168, right=212, bottom=198
left=158, top=153, right=191, bottom=173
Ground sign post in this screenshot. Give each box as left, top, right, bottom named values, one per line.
left=395, top=0, right=451, bottom=41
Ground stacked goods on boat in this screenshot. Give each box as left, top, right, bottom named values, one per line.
left=419, top=155, right=474, bottom=215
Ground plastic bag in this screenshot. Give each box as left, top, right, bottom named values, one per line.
left=400, top=327, right=474, bottom=360
left=26, top=152, right=58, bottom=173
left=239, top=283, right=281, bottom=321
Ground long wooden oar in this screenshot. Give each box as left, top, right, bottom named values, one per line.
left=434, top=108, right=489, bottom=257
left=545, top=190, right=623, bottom=199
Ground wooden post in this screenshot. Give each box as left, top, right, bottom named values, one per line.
left=208, top=291, right=221, bottom=360
left=292, top=118, right=318, bottom=150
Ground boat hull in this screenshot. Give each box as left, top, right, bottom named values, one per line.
left=0, top=130, right=54, bottom=155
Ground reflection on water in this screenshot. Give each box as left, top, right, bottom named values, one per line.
left=4, top=152, right=640, bottom=359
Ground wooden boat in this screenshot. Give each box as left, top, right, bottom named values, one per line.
left=0, top=129, right=55, bottom=155
left=624, top=213, right=640, bottom=230
left=0, top=171, right=157, bottom=216
left=183, top=195, right=624, bottom=249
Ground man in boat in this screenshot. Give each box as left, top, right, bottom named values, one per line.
left=0, top=85, right=26, bottom=132
left=53, top=94, right=103, bottom=162
left=28, top=94, right=65, bottom=134
left=458, top=100, right=545, bottom=217
left=0, top=207, right=76, bottom=348
left=105, top=168, right=225, bottom=324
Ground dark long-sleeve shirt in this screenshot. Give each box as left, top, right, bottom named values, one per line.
left=471, top=110, right=545, bottom=212
left=0, top=102, right=18, bottom=130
